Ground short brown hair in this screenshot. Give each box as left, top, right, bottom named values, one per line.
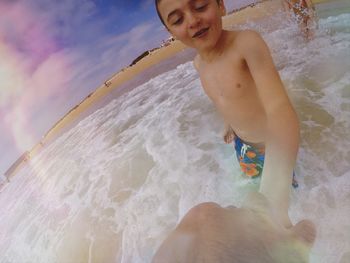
left=155, top=0, right=222, bottom=28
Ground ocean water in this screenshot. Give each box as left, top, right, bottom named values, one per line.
left=0, top=6, right=350, bottom=263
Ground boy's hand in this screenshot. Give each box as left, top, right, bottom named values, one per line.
left=223, top=126, right=235, bottom=144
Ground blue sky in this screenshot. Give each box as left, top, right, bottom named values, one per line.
left=0, top=0, right=251, bottom=175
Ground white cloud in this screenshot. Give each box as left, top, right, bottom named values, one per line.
left=119, top=22, right=166, bottom=58
left=4, top=106, right=36, bottom=152
left=141, top=0, right=155, bottom=10
left=24, top=0, right=98, bottom=40
left=65, top=20, right=168, bottom=97
left=0, top=0, right=169, bottom=174
left=0, top=44, right=25, bottom=106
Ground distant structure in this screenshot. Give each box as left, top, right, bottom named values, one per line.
left=227, top=2, right=260, bottom=15
left=161, top=36, right=175, bottom=47
left=129, top=36, right=175, bottom=67
left=4, top=151, right=30, bottom=180
left=129, top=51, right=150, bottom=67
left=129, top=47, right=158, bottom=67
left=104, top=80, right=112, bottom=87
left=0, top=176, right=9, bottom=191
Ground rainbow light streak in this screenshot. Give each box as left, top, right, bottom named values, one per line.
left=0, top=1, right=73, bottom=160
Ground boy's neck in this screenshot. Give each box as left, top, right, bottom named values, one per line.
left=197, top=29, right=229, bottom=62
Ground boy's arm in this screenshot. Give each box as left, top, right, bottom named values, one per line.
left=239, top=31, right=299, bottom=227
left=223, top=122, right=235, bottom=144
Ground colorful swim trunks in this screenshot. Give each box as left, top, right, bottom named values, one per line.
left=234, top=135, right=299, bottom=188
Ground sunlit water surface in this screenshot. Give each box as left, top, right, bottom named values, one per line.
left=0, top=6, right=349, bottom=263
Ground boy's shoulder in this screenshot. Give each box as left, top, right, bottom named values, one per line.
left=228, top=29, right=268, bottom=61
left=193, top=30, right=265, bottom=70
left=235, top=29, right=262, bottom=39
left=231, top=29, right=265, bottom=50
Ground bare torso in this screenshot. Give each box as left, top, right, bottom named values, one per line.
left=195, top=31, right=267, bottom=145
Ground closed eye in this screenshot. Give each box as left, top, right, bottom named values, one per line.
left=172, top=16, right=184, bottom=25
left=195, top=4, right=208, bottom=11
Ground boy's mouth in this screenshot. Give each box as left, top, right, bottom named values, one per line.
left=192, top=27, right=209, bottom=38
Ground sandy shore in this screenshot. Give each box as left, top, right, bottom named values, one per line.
left=312, top=0, right=330, bottom=3
left=28, top=0, right=286, bottom=158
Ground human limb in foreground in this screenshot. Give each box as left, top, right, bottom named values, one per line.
left=152, top=31, right=316, bottom=262
left=152, top=199, right=316, bottom=263
left=237, top=30, right=300, bottom=227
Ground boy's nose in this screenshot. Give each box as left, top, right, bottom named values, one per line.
left=187, top=13, right=200, bottom=28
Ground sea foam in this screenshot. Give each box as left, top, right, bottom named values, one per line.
left=0, top=8, right=349, bottom=263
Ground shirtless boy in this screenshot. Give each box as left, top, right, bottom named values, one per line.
left=152, top=1, right=315, bottom=261
left=156, top=0, right=299, bottom=210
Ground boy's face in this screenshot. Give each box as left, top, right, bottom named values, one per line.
left=157, top=0, right=226, bottom=51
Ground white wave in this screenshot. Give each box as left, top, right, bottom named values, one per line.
left=0, top=8, right=349, bottom=263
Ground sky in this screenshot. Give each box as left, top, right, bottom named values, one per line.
left=0, top=0, right=252, bottom=175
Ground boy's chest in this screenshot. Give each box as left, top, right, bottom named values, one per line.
left=198, top=58, right=255, bottom=103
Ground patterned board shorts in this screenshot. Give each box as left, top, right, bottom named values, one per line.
left=234, top=135, right=299, bottom=188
